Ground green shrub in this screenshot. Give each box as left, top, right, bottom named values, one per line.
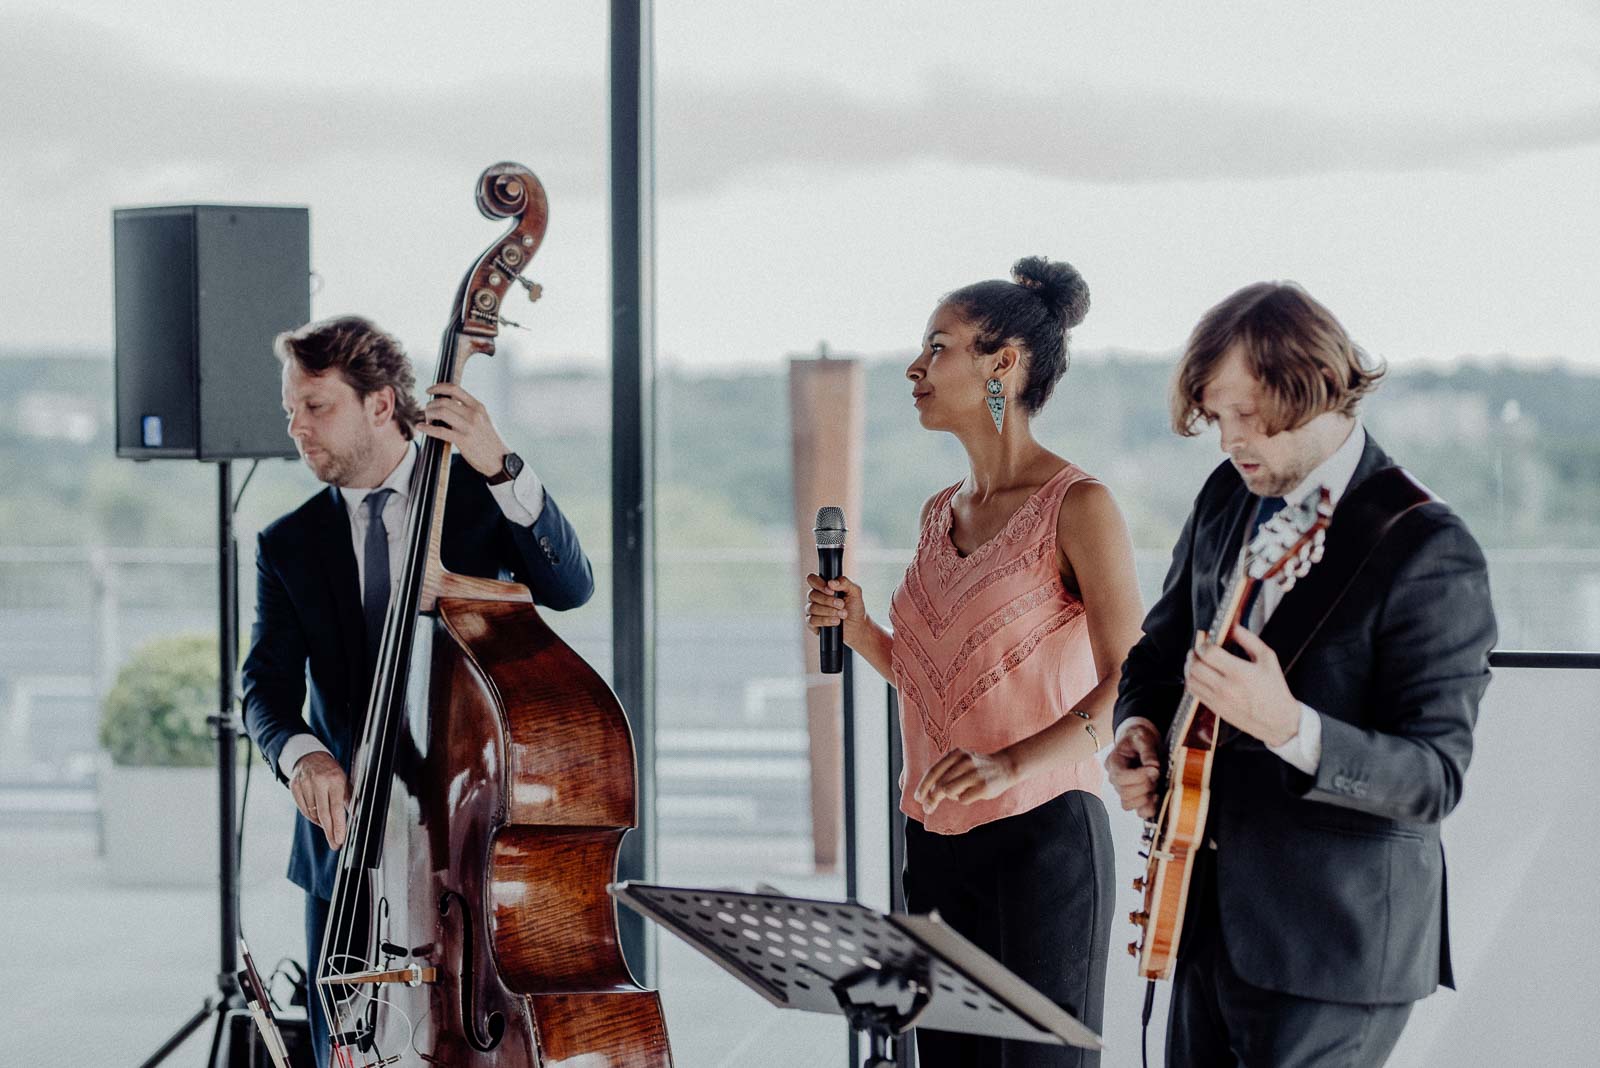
left=99, top=634, right=220, bottom=767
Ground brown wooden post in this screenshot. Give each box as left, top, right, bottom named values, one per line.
left=788, top=344, right=865, bottom=872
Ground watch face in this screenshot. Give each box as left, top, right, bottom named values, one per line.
left=503, top=452, right=524, bottom=480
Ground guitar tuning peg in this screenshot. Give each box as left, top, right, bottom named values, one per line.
left=517, top=277, right=543, bottom=302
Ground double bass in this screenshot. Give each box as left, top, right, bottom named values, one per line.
left=314, top=163, right=673, bottom=1067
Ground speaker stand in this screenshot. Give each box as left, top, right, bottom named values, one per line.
left=138, top=461, right=248, bottom=1067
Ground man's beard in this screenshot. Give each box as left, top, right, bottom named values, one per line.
left=1242, top=453, right=1316, bottom=497
left=302, top=439, right=371, bottom=487
left=1248, top=468, right=1301, bottom=496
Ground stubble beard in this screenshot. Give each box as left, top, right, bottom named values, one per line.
left=1248, top=468, right=1300, bottom=497
left=303, top=438, right=373, bottom=488
left=1244, top=448, right=1319, bottom=498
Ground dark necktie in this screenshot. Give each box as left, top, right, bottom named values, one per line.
left=362, top=488, right=396, bottom=668
left=1250, top=495, right=1289, bottom=540
left=1241, top=495, right=1288, bottom=625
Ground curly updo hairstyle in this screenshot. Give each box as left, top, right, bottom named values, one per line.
left=941, top=256, right=1091, bottom=414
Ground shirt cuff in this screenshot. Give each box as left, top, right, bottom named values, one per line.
left=486, top=463, right=546, bottom=526
left=1116, top=716, right=1159, bottom=743
left=278, top=733, right=332, bottom=779
left=1267, top=703, right=1323, bottom=775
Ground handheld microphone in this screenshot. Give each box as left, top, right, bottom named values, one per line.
left=814, top=506, right=847, bottom=674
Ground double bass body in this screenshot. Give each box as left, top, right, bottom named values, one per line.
left=371, top=597, right=671, bottom=1066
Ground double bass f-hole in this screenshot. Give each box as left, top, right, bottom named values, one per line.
left=439, top=891, right=505, bottom=1052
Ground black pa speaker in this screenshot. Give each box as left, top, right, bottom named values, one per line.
left=114, top=204, right=310, bottom=460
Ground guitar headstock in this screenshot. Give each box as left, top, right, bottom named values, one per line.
left=1245, top=488, right=1333, bottom=593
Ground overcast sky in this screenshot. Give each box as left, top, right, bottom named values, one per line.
left=2, top=0, right=1596, bottom=370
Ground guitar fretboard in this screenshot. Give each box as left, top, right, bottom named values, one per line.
left=1164, top=550, right=1253, bottom=760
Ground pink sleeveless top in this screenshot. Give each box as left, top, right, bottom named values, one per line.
left=890, top=463, right=1103, bottom=834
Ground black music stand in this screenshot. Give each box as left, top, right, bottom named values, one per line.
left=610, top=882, right=1102, bottom=1065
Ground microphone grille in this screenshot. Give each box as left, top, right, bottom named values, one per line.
left=813, top=506, right=847, bottom=548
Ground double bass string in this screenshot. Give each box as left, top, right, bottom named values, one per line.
left=316, top=477, right=424, bottom=1050
left=316, top=328, right=460, bottom=1059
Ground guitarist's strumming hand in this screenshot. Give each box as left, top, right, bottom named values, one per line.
left=1108, top=722, right=1162, bottom=819
left=1184, top=624, right=1302, bottom=748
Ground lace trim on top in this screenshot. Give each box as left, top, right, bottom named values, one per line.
left=930, top=468, right=1072, bottom=589
left=906, top=527, right=1057, bottom=640
left=898, top=577, right=1065, bottom=699
left=896, top=595, right=1085, bottom=742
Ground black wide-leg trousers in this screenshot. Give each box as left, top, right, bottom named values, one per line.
left=904, top=789, right=1115, bottom=1068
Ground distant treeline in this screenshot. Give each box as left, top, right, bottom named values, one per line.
left=3, top=349, right=1595, bottom=553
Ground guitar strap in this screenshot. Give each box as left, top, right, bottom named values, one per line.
left=1256, top=465, right=1436, bottom=674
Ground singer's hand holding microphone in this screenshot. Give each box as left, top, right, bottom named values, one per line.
left=804, top=572, right=866, bottom=645
left=804, top=508, right=862, bottom=674
left=803, top=506, right=897, bottom=683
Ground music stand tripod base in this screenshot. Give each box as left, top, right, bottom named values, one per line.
left=609, top=881, right=1102, bottom=1059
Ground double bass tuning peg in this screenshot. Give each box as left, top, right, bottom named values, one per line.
left=491, top=249, right=543, bottom=303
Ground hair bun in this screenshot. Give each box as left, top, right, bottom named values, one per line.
left=1012, top=256, right=1090, bottom=328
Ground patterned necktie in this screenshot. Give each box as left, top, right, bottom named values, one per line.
left=362, top=488, right=396, bottom=668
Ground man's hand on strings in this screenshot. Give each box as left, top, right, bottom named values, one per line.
left=1184, top=625, right=1302, bottom=748
left=419, top=383, right=513, bottom=478
left=291, top=751, right=350, bottom=849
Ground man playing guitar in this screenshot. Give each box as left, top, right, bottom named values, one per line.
left=1107, top=282, right=1496, bottom=1066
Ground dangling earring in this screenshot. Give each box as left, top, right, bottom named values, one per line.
left=985, top=378, right=1006, bottom=434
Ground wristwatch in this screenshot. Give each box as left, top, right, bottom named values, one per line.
left=486, top=451, right=524, bottom=486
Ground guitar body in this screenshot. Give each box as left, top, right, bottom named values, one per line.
left=1134, top=731, right=1215, bottom=980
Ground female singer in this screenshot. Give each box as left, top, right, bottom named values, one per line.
left=804, top=257, right=1142, bottom=1066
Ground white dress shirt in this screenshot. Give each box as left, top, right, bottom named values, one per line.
left=1119, top=421, right=1367, bottom=775
left=278, top=442, right=546, bottom=777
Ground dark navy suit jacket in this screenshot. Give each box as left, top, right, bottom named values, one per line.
left=241, top=453, right=594, bottom=899
left=1116, top=437, right=1496, bottom=1005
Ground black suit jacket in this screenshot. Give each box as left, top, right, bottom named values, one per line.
left=241, top=453, right=595, bottom=898
left=1115, top=436, right=1496, bottom=1005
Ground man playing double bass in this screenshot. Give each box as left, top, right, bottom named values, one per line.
left=1107, top=283, right=1496, bottom=1066
left=241, top=315, right=595, bottom=1067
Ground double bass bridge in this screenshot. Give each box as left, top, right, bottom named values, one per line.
left=320, top=962, right=438, bottom=988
